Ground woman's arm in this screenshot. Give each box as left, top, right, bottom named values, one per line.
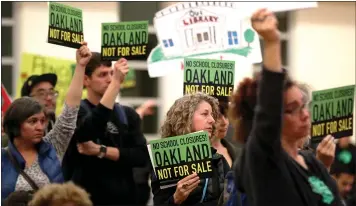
left=44, top=42, right=92, bottom=160
left=248, top=9, right=285, bottom=153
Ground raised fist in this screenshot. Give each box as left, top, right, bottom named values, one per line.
left=251, top=8, right=280, bottom=42
left=113, top=58, right=129, bottom=84
left=76, top=42, right=92, bottom=67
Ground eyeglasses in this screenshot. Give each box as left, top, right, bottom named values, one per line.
left=284, top=101, right=311, bottom=116
left=30, top=90, right=59, bottom=100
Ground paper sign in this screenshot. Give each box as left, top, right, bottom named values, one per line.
left=183, top=58, right=235, bottom=101
left=148, top=1, right=317, bottom=78
left=101, top=21, right=149, bottom=61
left=149, top=131, right=213, bottom=189
left=1, top=84, right=12, bottom=114
left=311, top=85, right=355, bottom=142
left=48, top=2, right=84, bottom=48
left=148, top=2, right=261, bottom=78
left=17, top=53, right=87, bottom=116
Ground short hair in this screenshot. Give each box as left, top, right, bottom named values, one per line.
left=3, top=97, right=44, bottom=141
left=85, top=52, right=112, bottom=77
left=331, top=162, right=355, bottom=177
left=28, top=182, right=93, bottom=206
left=229, top=73, right=295, bottom=143
left=219, top=100, right=229, bottom=117
left=161, top=92, right=219, bottom=138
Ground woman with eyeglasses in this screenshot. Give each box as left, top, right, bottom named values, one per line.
left=1, top=42, right=92, bottom=205
left=231, top=9, right=342, bottom=206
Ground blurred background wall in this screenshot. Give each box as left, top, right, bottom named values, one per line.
left=1, top=2, right=355, bottom=142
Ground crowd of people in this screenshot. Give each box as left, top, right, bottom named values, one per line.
left=1, top=9, right=355, bottom=206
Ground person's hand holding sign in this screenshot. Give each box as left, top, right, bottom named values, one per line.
left=173, top=172, right=200, bottom=204
left=76, top=41, right=92, bottom=67
left=316, top=135, right=336, bottom=171
left=113, top=58, right=129, bottom=84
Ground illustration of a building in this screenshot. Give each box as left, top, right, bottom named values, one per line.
left=153, top=2, right=249, bottom=57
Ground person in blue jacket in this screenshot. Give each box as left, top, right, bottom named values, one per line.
left=1, top=42, right=91, bottom=203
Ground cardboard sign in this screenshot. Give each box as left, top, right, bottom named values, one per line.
left=1, top=84, right=12, bottom=114
left=147, top=2, right=317, bottom=78
left=183, top=58, right=235, bottom=101
left=48, top=2, right=84, bottom=48
left=311, top=85, right=355, bottom=142
left=17, top=53, right=87, bottom=116
left=101, top=21, right=149, bottom=61
left=148, top=131, right=213, bottom=189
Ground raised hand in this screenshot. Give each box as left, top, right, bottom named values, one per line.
left=76, top=42, right=92, bottom=67
left=136, top=100, right=157, bottom=119
left=173, top=173, right=200, bottom=204
left=251, top=8, right=280, bottom=43
left=113, top=58, right=129, bottom=84
left=316, top=135, right=336, bottom=170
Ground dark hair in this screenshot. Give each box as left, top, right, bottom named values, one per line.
left=219, top=100, right=229, bottom=117
left=3, top=97, right=44, bottom=141
left=85, top=52, right=112, bottom=77
left=330, top=162, right=355, bottom=177
left=229, top=72, right=295, bottom=143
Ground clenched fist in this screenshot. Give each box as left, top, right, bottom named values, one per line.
left=251, top=8, right=280, bottom=43
left=76, top=41, right=92, bottom=67
left=113, top=58, right=129, bottom=84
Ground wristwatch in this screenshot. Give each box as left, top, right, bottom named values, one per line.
left=97, top=145, right=107, bottom=159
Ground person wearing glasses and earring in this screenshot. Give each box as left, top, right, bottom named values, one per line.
left=21, top=73, right=59, bottom=135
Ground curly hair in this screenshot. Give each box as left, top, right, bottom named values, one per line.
left=229, top=72, right=295, bottom=143
left=28, top=182, right=92, bottom=206
left=161, top=92, right=219, bottom=138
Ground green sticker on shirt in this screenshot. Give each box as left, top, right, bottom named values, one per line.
left=338, top=150, right=352, bottom=164
left=308, top=176, right=334, bottom=204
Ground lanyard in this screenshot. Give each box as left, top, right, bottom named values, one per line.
left=200, top=178, right=209, bottom=203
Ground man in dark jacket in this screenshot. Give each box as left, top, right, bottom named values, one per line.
left=62, top=52, right=149, bottom=205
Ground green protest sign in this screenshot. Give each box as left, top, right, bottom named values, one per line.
left=183, top=58, right=235, bottom=101
left=148, top=131, right=213, bottom=189
left=121, top=68, right=136, bottom=89
left=101, top=21, right=148, bottom=61
left=311, top=85, right=355, bottom=142
left=48, top=2, right=83, bottom=48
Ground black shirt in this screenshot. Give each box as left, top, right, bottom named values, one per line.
left=62, top=99, right=149, bottom=205
left=236, top=68, right=342, bottom=206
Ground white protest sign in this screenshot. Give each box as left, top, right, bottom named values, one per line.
left=148, top=2, right=317, bottom=78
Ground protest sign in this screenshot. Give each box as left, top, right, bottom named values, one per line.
left=183, top=58, right=235, bottom=101
left=147, top=2, right=317, bottom=78
left=311, top=85, right=355, bottom=142
left=101, top=21, right=148, bottom=61
left=17, top=53, right=87, bottom=116
left=148, top=131, right=213, bottom=189
left=1, top=84, right=12, bottom=114
left=48, top=2, right=84, bottom=48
